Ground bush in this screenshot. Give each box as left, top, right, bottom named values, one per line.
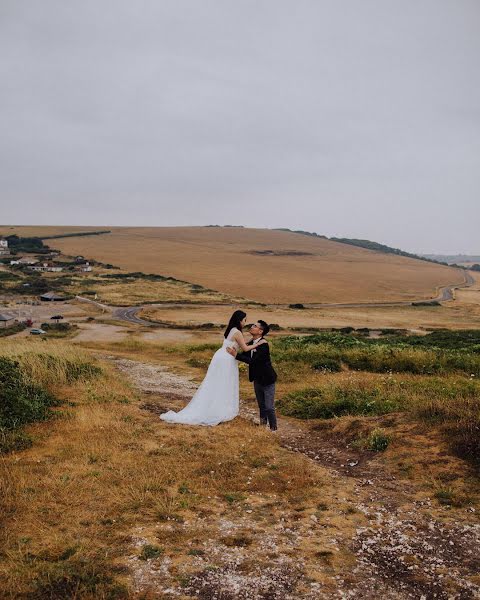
left=274, top=332, right=480, bottom=376
left=0, top=429, right=33, bottom=453
left=5, top=235, right=50, bottom=253
left=278, top=385, right=401, bottom=420
left=39, top=322, right=79, bottom=339
left=30, top=556, right=128, bottom=599
left=364, top=428, right=390, bottom=452
left=311, top=358, right=342, bottom=372
left=0, top=271, right=22, bottom=281
left=0, top=357, right=59, bottom=432
left=0, top=323, right=27, bottom=337
left=139, top=544, right=164, bottom=561
left=187, top=357, right=210, bottom=369
left=41, top=322, right=72, bottom=331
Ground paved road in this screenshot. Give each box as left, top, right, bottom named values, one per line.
left=112, top=306, right=155, bottom=326
left=78, top=268, right=476, bottom=327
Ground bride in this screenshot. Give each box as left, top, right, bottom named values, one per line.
left=160, top=310, right=265, bottom=426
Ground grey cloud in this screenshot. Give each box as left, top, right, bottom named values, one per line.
left=0, top=0, right=479, bottom=253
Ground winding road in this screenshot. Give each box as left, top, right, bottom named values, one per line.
left=112, top=306, right=156, bottom=326
left=76, top=268, right=476, bottom=328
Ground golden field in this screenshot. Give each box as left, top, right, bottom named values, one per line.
left=140, top=296, right=480, bottom=332
left=139, top=272, right=480, bottom=332
left=44, top=272, right=236, bottom=305
left=1, top=225, right=465, bottom=304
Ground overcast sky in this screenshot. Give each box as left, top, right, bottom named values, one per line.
left=1, top=1, right=479, bottom=253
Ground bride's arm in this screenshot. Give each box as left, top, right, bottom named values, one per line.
left=232, top=330, right=252, bottom=352
left=232, top=330, right=266, bottom=352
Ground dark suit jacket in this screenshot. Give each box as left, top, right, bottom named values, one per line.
left=235, top=338, right=277, bottom=386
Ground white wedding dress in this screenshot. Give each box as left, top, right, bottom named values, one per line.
left=159, top=327, right=241, bottom=426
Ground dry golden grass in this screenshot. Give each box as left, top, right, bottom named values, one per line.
left=35, top=267, right=236, bottom=305
left=71, top=277, right=234, bottom=305
left=0, top=340, right=99, bottom=386
left=3, top=332, right=480, bottom=596
left=140, top=299, right=480, bottom=331
left=2, top=225, right=464, bottom=304
left=0, top=338, right=342, bottom=598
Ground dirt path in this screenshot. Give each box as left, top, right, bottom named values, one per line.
left=108, top=356, right=480, bottom=599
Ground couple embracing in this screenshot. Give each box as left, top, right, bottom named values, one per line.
left=160, top=310, right=278, bottom=430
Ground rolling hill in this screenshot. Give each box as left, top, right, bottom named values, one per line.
left=1, top=225, right=465, bottom=304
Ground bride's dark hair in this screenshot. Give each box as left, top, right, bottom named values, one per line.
left=224, top=310, right=247, bottom=338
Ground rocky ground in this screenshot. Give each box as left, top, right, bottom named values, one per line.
left=109, top=357, right=480, bottom=599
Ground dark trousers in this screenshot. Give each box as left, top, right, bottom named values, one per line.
left=253, top=381, right=277, bottom=430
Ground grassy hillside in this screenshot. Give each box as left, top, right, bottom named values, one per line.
left=1, top=226, right=464, bottom=304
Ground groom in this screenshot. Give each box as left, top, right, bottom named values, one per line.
left=227, top=320, right=278, bottom=431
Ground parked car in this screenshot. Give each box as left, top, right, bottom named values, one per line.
left=30, top=328, right=46, bottom=335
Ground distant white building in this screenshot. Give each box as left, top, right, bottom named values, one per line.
left=74, top=261, right=92, bottom=272
left=0, top=238, right=10, bottom=255
left=31, top=262, right=63, bottom=273
left=10, top=257, right=38, bottom=266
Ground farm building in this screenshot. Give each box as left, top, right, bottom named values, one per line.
left=0, top=313, right=14, bottom=327
left=74, top=261, right=92, bottom=272
left=10, top=257, right=39, bottom=265
left=0, top=238, right=10, bottom=256
left=40, top=292, right=67, bottom=302
left=31, top=262, right=63, bottom=273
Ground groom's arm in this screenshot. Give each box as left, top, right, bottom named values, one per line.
left=227, top=344, right=254, bottom=364
left=235, top=350, right=253, bottom=364
left=236, top=343, right=270, bottom=365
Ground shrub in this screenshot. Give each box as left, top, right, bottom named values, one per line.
left=339, top=327, right=355, bottom=334
left=274, top=333, right=480, bottom=376
left=311, top=358, right=342, bottom=372
left=0, top=357, right=59, bottom=432
left=0, top=429, right=33, bottom=453
left=30, top=556, right=128, bottom=598
left=64, top=360, right=102, bottom=381
left=364, top=428, right=390, bottom=452
left=434, top=488, right=455, bottom=506
left=187, top=357, right=210, bottom=369
left=41, top=322, right=72, bottom=331
left=139, top=544, right=164, bottom=560
left=0, top=346, right=103, bottom=456
left=278, top=385, right=401, bottom=420
left=0, top=323, right=27, bottom=338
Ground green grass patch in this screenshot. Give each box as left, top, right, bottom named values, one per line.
left=278, top=384, right=402, bottom=419
left=353, top=428, right=391, bottom=452
left=274, top=331, right=480, bottom=376
left=0, top=357, right=60, bottom=432
left=28, top=555, right=128, bottom=598
left=0, top=323, right=27, bottom=337
left=139, top=544, right=164, bottom=560
left=0, top=351, right=102, bottom=453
